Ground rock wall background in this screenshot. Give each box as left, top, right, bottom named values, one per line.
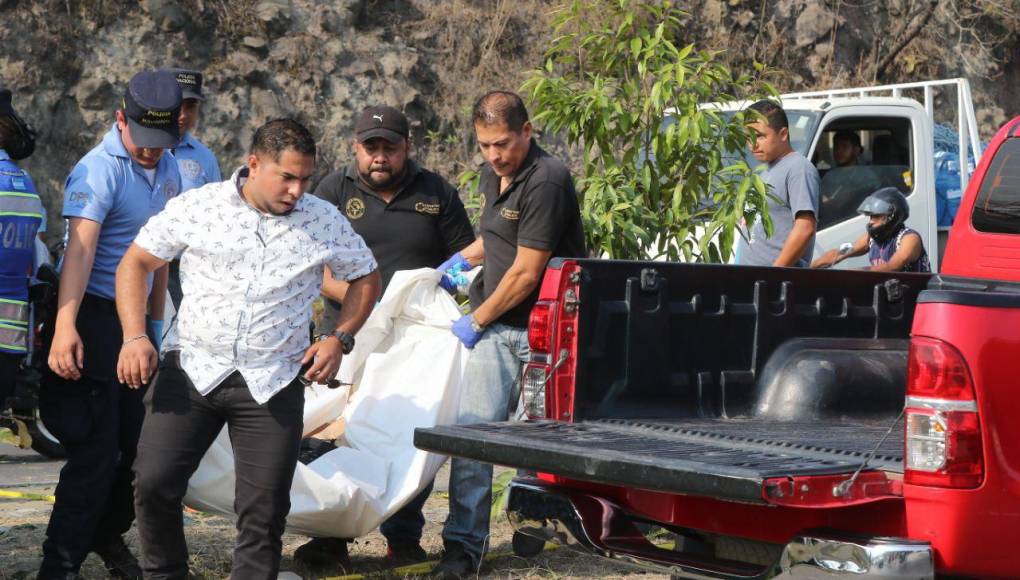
left=1, top=0, right=1017, bottom=241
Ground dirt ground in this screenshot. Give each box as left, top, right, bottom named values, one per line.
left=0, top=459, right=667, bottom=580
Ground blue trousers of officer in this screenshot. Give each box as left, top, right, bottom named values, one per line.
left=37, top=293, right=145, bottom=577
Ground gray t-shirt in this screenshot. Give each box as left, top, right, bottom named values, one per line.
left=741, top=151, right=820, bottom=267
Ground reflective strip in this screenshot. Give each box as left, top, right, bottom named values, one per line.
left=905, top=396, right=978, bottom=413
left=0, top=322, right=28, bottom=352
left=0, top=299, right=29, bottom=325
left=0, top=191, right=44, bottom=217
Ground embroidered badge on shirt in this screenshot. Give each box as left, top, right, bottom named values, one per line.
left=415, top=201, right=441, bottom=215
left=67, top=191, right=92, bottom=208
left=500, top=207, right=520, bottom=221
left=10, top=177, right=26, bottom=191
left=346, top=197, right=365, bottom=220
left=180, top=159, right=203, bottom=180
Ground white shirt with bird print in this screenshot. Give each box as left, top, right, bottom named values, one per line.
left=134, top=166, right=377, bottom=403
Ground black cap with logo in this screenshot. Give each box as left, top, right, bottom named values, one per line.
left=123, top=70, right=182, bottom=149
left=355, top=105, right=409, bottom=144
left=164, top=68, right=204, bottom=101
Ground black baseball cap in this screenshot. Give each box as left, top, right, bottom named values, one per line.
left=123, top=70, right=182, bottom=149
left=355, top=105, right=409, bottom=143
left=164, top=67, right=204, bottom=101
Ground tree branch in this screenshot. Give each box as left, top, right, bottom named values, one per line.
left=873, top=0, right=939, bottom=80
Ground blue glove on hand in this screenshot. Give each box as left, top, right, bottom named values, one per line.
left=452, top=314, right=485, bottom=349
left=146, top=318, right=164, bottom=352
left=437, top=252, right=471, bottom=292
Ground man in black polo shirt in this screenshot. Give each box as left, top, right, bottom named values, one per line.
left=294, top=105, right=475, bottom=572
left=432, top=91, right=586, bottom=579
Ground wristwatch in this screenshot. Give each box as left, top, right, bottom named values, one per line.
left=469, top=315, right=484, bottom=333
left=318, top=330, right=356, bottom=354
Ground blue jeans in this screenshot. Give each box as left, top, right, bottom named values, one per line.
left=380, top=479, right=434, bottom=546
left=441, top=323, right=529, bottom=565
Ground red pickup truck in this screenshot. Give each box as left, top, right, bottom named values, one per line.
left=416, top=115, right=1020, bottom=579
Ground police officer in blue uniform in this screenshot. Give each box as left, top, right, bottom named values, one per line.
left=38, top=70, right=183, bottom=580
left=0, top=86, right=44, bottom=410
left=164, top=67, right=220, bottom=311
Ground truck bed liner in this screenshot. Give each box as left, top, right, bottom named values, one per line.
left=415, top=417, right=903, bottom=504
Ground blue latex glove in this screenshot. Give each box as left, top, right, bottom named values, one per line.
left=452, top=314, right=485, bottom=349
left=437, top=252, right=471, bottom=292
left=146, top=318, right=164, bottom=352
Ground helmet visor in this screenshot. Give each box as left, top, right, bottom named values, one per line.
left=857, top=196, right=896, bottom=216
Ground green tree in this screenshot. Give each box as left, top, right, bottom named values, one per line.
left=522, top=0, right=775, bottom=261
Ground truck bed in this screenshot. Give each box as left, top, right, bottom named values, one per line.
left=415, top=416, right=903, bottom=504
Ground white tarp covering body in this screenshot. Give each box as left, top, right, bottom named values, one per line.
left=181, top=268, right=467, bottom=538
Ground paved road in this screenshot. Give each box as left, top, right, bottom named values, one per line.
left=0, top=444, right=61, bottom=489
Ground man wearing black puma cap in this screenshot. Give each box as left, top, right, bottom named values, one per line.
left=38, top=70, right=182, bottom=580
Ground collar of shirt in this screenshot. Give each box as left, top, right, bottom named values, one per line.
left=490, top=140, right=542, bottom=199
left=0, top=149, right=10, bottom=162
left=343, top=160, right=422, bottom=201
left=100, top=124, right=178, bottom=184
left=175, top=132, right=197, bottom=150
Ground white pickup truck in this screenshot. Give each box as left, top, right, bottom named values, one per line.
left=716, top=78, right=984, bottom=271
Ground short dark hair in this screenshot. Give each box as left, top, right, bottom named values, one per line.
left=747, top=99, right=788, bottom=132
left=472, top=91, right=529, bottom=132
left=250, top=118, right=316, bottom=160
left=833, top=130, right=862, bottom=149
left=0, top=117, right=15, bottom=150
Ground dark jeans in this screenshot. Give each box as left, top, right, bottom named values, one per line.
left=380, top=481, right=435, bottom=547
left=37, top=293, right=145, bottom=578
left=133, top=352, right=304, bottom=580
left=0, top=351, right=20, bottom=409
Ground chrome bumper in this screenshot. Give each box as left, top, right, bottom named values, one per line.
left=506, top=479, right=934, bottom=580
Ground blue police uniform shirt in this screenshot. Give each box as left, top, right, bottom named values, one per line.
left=0, top=148, right=44, bottom=354
left=62, top=125, right=182, bottom=300
left=173, top=132, right=221, bottom=193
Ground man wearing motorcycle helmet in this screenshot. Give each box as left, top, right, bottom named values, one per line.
left=811, top=186, right=930, bottom=272
left=0, top=85, right=44, bottom=411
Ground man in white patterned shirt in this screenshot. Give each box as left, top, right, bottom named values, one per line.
left=114, top=118, right=381, bottom=580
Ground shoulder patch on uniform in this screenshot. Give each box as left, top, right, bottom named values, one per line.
left=345, top=197, right=365, bottom=220
left=67, top=191, right=93, bottom=208
left=180, top=159, right=203, bottom=180
left=500, top=207, right=520, bottom=221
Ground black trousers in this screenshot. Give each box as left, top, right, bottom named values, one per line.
left=133, top=352, right=304, bottom=580
left=0, top=351, right=20, bottom=409
left=38, top=293, right=145, bottom=577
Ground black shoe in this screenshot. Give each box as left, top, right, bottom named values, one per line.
left=385, top=541, right=428, bottom=567
left=431, top=545, right=476, bottom=579
left=293, top=537, right=352, bottom=572
left=92, top=536, right=142, bottom=580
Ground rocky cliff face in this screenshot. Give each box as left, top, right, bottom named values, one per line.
left=1, top=0, right=1017, bottom=240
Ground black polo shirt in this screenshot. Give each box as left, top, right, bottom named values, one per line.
left=313, top=161, right=475, bottom=291
left=469, top=142, right=586, bottom=328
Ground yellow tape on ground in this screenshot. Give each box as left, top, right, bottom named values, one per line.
left=0, top=489, right=56, bottom=503
left=326, top=543, right=559, bottom=580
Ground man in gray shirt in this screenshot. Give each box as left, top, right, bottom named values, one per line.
left=739, top=99, right=820, bottom=267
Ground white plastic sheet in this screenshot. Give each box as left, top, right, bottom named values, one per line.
left=182, top=268, right=468, bottom=538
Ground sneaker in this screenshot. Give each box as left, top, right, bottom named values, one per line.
left=292, top=537, right=352, bottom=572
left=92, top=536, right=142, bottom=580
left=431, top=544, right=476, bottom=579
left=385, top=541, right=428, bottom=567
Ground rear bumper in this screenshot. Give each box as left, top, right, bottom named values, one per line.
left=507, top=479, right=934, bottom=579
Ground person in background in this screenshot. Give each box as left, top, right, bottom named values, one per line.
left=811, top=187, right=930, bottom=272
left=38, top=70, right=182, bottom=580
left=164, top=67, right=220, bottom=311
left=293, top=105, right=475, bottom=572
left=738, top=99, right=820, bottom=268
left=0, top=85, right=44, bottom=412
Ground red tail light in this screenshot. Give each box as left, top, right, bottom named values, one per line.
left=904, top=337, right=983, bottom=488
left=523, top=301, right=559, bottom=418
left=528, top=301, right=556, bottom=354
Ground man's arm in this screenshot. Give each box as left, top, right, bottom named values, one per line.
left=116, top=243, right=168, bottom=388
left=302, top=270, right=380, bottom=384
left=48, top=218, right=101, bottom=380
left=320, top=267, right=350, bottom=303
left=773, top=211, right=817, bottom=267
left=811, top=232, right=869, bottom=268
left=458, top=236, right=485, bottom=267
left=471, top=245, right=550, bottom=327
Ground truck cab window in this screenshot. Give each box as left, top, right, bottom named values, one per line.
left=815, top=118, right=914, bottom=229
left=971, top=138, right=1020, bottom=234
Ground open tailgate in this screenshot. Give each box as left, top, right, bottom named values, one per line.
left=415, top=418, right=903, bottom=504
